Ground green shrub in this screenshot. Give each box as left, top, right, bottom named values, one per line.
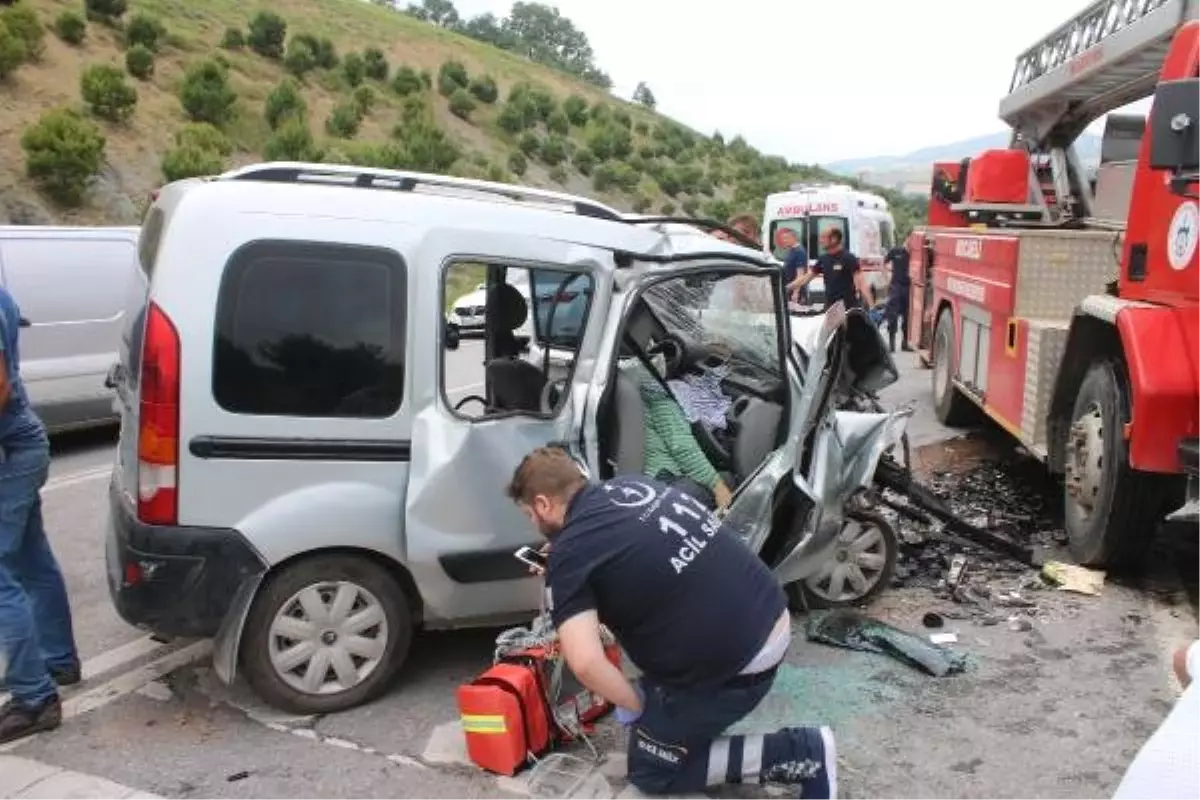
left=518, top=131, right=539, bottom=157
left=634, top=120, right=649, bottom=135
left=310, top=35, right=337, bottom=69
left=539, top=135, right=566, bottom=166
left=549, top=164, right=567, bottom=184
left=219, top=27, right=244, bottom=49
left=507, top=150, right=526, bottom=176
left=21, top=108, right=105, bottom=206
left=586, top=123, right=632, bottom=161
left=593, top=161, right=638, bottom=193
left=390, top=65, right=422, bottom=96
left=53, top=11, right=86, bottom=45
left=362, top=46, right=388, bottom=81
left=124, top=13, right=165, bottom=52
left=263, top=119, right=316, bottom=160
left=264, top=77, right=305, bottom=129
left=613, top=108, right=632, bottom=129
left=179, top=59, right=236, bottom=126
left=2, top=4, right=44, bottom=60
left=81, top=64, right=137, bottom=122
left=161, top=143, right=224, bottom=182
left=543, top=110, right=567, bottom=137
left=590, top=103, right=610, bottom=123
left=632, top=193, right=652, bottom=213
left=124, top=43, right=153, bottom=79
left=437, top=59, right=468, bottom=96
left=325, top=102, right=360, bottom=138
left=0, top=21, right=26, bottom=79
left=352, top=84, right=375, bottom=118
left=84, top=0, right=126, bottom=24
left=572, top=147, right=596, bottom=175
left=659, top=200, right=676, bottom=215
left=341, top=51, right=364, bottom=87
left=448, top=87, right=475, bottom=120
left=389, top=120, right=460, bottom=172
left=468, top=74, right=497, bottom=104
left=562, top=94, right=587, bottom=126
left=174, top=122, right=231, bottom=155
left=681, top=197, right=699, bottom=216
left=247, top=11, right=286, bottom=59
left=284, top=36, right=316, bottom=76
left=496, top=101, right=528, bottom=134
left=487, top=163, right=507, bottom=183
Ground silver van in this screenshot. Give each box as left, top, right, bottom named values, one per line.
left=0, top=226, right=142, bottom=433
left=106, top=163, right=904, bottom=714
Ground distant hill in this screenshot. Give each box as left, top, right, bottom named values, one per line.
left=0, top=0, right=927, bottom=235
left=825, top=132, right=1102, bottom=196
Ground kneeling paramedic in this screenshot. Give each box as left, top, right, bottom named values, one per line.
left=506, top=447, right=836, bottom=797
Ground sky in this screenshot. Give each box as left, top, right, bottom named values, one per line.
left=449, top=0, right=1151, bottom=164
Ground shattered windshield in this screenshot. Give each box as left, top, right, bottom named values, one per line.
left=642, top=271, right=782, bottom=378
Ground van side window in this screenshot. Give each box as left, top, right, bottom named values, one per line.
left=442, top=261, right=593, bottom=420
left=213, top=240, right=406, bottom=418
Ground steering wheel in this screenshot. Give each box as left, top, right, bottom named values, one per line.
left=454, top=395, right=489, bottom=412
left=648, top=334, right=686, bottom=379
left=540, top=378, right=569, bottom=413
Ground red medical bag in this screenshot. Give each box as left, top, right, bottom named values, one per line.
left=456, top=642, right=620, bottom=776
left=964, top=149, right=1031, bottom=204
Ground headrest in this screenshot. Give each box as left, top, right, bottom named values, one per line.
left=487, top=282, right=528, bottom=332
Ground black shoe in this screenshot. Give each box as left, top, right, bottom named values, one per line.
left=0, top=694, right=62, bottom=744
left=49, top=661, right=82, bottom=687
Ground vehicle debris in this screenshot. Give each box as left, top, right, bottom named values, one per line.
left=1042, top=561, right=1106, bottom=596
left=806, top=609, right=967, bottom=677
left=929, top=632, right=959, bottom=645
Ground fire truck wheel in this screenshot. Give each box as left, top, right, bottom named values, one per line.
left=1063, top=361, right=1167, bottom=568
left=241, top=554, right=413, bottom=715
left=787, top=512, right=898, bottom=610
left=931, top=310, right=979, bottom=426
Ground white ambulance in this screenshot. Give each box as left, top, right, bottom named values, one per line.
left=763, top=184, right=897, bottom=306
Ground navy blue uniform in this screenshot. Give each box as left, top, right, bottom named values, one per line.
left=547, top=477, right=834, bottom=796
left=812, top=249, right=862, bottom=310
left=883, top=246, right=911, bottom=349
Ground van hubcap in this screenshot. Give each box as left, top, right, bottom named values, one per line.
left=268, top=581, right=388, bottom=695
left=804, top=518, right=889, bottom=603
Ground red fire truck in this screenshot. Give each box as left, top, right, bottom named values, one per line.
left=908, top=0, right=1199, bottom=568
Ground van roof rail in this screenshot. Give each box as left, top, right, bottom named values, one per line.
left=622, top=216, right=760, bottom=249
left=219, top=162, right=625, bottom=222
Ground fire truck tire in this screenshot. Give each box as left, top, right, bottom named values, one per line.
left=241, top=554, right=413, bottom=715
left=932, top=310, right=978, bottom=426
left=1063, top=361, right=1168, bottom=568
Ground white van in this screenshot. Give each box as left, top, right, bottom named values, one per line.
left=763, top=185, right=897, bottom=304
left=0, top=226, right=143, bottom=433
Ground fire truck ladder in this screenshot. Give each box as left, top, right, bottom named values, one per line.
left=993, top=0, right=1197, bottom=224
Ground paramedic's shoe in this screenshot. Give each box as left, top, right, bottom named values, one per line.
left=0, top=694, right=62, bottom=744
left=762, top=726, right=837, bottom=798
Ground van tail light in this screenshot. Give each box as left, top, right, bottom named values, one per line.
left=137, top=302, right=180, bottom=526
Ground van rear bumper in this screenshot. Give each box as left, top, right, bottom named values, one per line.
left=105, top=480, right=267, bottom=638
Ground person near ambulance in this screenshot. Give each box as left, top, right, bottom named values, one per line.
left=787, top=228, right=871, bottom=311
left=882, top=245, right=913, bottom=353
left=506, top=446, right=836, bottom=798
left=776, top=227, right=809, bottom=306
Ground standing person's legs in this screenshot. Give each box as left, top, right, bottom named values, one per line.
left=899, top=294, right=912, bottom=350
left=21, top=492, right=79, bottom=677
left=627, top=674, right=836, bottom=797
left=0, top=444, right=69, bottom=742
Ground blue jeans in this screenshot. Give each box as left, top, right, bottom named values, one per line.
left=0, top=443, right=78, bottom=706
left=627, top=670, right=833, bottom=796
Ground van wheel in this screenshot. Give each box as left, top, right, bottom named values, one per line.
left=241, top=555, right=412, bottom=715
left=932, top=310, right=979, bottom=426
left=1063, top=361, right=1170, bottom=569
left=786, top=512, right=897, bottom=610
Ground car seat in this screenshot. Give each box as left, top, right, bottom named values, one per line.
left=485, top=283, right=547, bottom=412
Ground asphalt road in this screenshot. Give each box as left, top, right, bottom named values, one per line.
left=4, top=351, right=1197, bottom=799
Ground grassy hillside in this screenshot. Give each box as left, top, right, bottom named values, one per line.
left=0, top=0, right=926, bottom=234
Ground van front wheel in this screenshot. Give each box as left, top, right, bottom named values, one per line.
left=241, top=555, right=413, bottom=715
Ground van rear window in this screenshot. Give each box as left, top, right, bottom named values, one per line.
left=212, top=240, right=407, bottom=418
left=138, top=208, right=165, bottom=277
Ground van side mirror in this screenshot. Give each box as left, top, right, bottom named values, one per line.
left=445, top=321, right=461, bottom=351
left=1148, top=78, right=1199, bottom=176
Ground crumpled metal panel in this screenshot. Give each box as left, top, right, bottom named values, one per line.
left=773, top=406, right=912, bottom=585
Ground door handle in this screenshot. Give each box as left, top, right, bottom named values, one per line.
left=18, top=316, right=31, bottom=328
